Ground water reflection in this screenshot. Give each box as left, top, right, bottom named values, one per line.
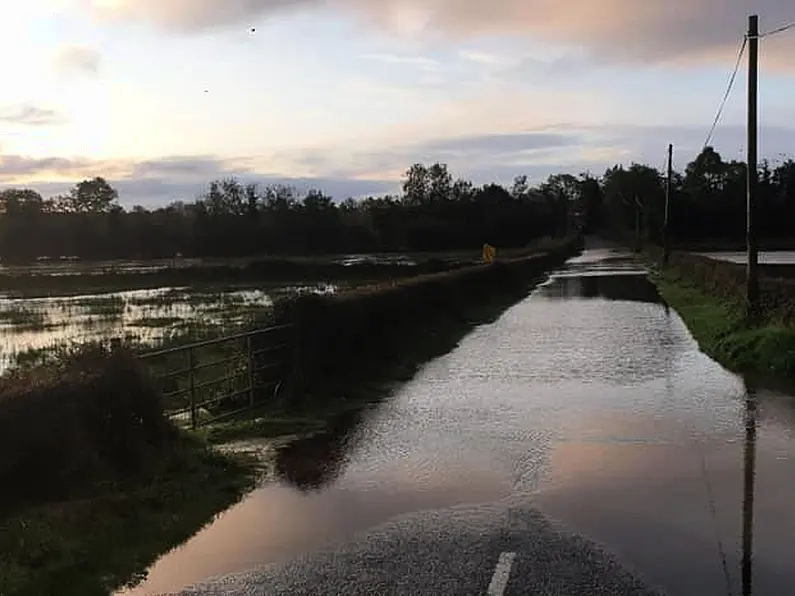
left=118, top=247, right=795, bottom=596
left=742, top=380, right=758, bottom=596
left=540, top=273, right=663, bottom=304
left=274, top=409, right=363, bottom=491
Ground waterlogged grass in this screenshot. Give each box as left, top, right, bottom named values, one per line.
left=0, top=285, right=332, bottom=374
left=654, top=269, right=795, bottom=378
left=0, top=435, right=260, bottom=596
left=132, top=316, right=188, bottom=328
left=0, top=306, right=49, bottom=330
left=67, top=295, right=126, bottom=317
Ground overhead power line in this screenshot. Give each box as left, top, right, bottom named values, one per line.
left=703, top=35, right=748, bottom=150
left=759, top=21, right=795, bottom=38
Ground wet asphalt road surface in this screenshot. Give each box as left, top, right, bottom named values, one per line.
left=177, top=504, right=660, bottom=596
left=123, top=245, right=795, bottom=596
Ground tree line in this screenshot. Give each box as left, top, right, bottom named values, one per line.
left=599, top=147, right=795, bottom=245
left=0, top=164, right=582, bottom=262
left=1, top=148, right=794, bottom=262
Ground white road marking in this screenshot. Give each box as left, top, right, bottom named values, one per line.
left=487, top=551, right=517, bottom=595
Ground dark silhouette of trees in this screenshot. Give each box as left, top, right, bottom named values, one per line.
left=0, top=164, right=571, bottom=263
left=2, top=152, right=794, bottom=263
left=596, top=147, right=795, bottom=245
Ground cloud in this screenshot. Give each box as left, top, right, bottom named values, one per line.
left=458, top=50, right=515, bottom=66
left=74, top=0, right=795, bottom=65
left=0, top=104, right=67, bottom=127
left=3, top=122, right=794, bottom=207
left=53, top=44, right=102, bottom=75
left=361, top=53, right=440, bottom=71
left=0, top=153, right=398, bottom=206
left=273, top=123, right=795, bottom=186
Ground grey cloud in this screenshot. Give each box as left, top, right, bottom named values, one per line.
left=0, top=105, right=67, bottom=127
left=287, top=124, right=795, bottom=188
left=0, top=155, right=97, bottom=178
left=288, top=130, right=587, bottom=179
left=418, top=132, right=580, bottom=156
left=82, top=0, right=795, bottom=64
left=130, top=155, right=248, bottom=179
left=6, top=123, right=795, bottom=208
left=0, top=153, right=397, bottom=207
left=54, top=45, right=102, bottom=75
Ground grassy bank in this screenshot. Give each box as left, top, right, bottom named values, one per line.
left=0, top=352, right=258, bottom=596
left=206, top=236, right=584, bottom=444
left=652, top=265, right=795, bottom=380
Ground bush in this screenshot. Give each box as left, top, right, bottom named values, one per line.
left=0, top=349, right=177, bottom=512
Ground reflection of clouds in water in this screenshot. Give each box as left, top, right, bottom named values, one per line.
left=120, top=453, right=511, bottom=595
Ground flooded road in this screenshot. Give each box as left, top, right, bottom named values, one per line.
left=124, top=247, right=795, bottom=596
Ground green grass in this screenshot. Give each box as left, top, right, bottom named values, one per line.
left=653, top=268, right=795, bottom=379
left=0, top=435, right=259, bottom=596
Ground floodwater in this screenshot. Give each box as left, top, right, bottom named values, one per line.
left=0, top=284, right=335, bottom=372
left=120, top=247, right=795, bottom=596
left=701, top=250, right=795, bottom=265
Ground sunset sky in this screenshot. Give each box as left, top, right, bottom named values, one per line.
left=2, top=0, right=795, bottom=206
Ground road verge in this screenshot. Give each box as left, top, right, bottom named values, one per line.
left=647, top=248, right=795, bottom=380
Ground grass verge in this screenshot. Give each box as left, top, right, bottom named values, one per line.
left=652, top=268, right=795, bottom=379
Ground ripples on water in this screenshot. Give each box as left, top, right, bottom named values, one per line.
left=121, top=248, right=795, bottom=596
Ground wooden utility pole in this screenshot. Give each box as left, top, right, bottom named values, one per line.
left=663, top=143, right=673, bottom=265
left=746, top=14, right=759, bottom=316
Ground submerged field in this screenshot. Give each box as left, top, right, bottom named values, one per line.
left=0, top=283, right=336, bottom=373
left=0, top=243, right=561, bottom=374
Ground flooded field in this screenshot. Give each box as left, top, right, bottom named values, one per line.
left=0, top=283, right=335, bottom=373
left=700, top=251, right=795, bottom=265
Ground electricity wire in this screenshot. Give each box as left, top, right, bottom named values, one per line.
left=759, top=21, right=795, bottom=38
left=703, top=35, right=748, bottom=150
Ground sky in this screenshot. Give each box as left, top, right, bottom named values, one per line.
left=1, top=0, right=794, bottom=207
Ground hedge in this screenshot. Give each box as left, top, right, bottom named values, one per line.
left=264, top=236, right=583, bottom=396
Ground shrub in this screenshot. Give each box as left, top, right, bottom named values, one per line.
left=0, top=348, right=177, bottom=512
